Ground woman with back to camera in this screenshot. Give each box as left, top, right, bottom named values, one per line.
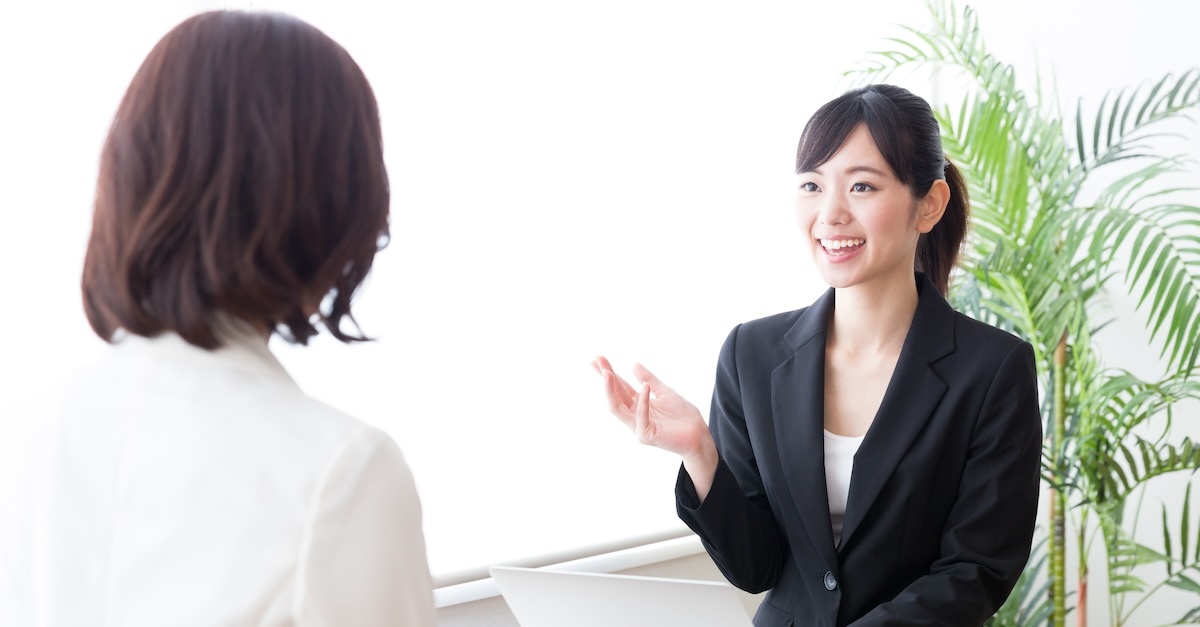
left=595, top=84, right=1042, bottom=626
left=0, top=11, right=434, bottom=626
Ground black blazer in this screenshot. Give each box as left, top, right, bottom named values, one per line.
left=676, top=273, right=1042, bottom=626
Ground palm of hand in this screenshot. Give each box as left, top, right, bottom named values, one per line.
left=593, top=356, right=706, bottom=458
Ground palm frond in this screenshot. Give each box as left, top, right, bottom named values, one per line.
left=1101, top=510, right=1150, bottom=597
left=1073, top=159, right=1200, bottom=373
left=1077, top=69, right=1200, bottom=171
left=1076, top=373, right=1200, bottom=506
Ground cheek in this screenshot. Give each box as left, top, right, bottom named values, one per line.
left=795, top=213, right=820, bottom=253
left=867, top=200, right=917, bottom=234
left=794, top=209, right=810, bottom=231
left=793, top=198, right=816, bottom=230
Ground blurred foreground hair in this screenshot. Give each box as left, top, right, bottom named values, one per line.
left=83, top=10, right=389, bottom=348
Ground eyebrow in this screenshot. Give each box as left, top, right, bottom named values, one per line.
left=802, top=165, right=891, bottom=178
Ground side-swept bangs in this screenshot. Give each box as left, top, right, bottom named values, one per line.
left=795, top=86, right=918, bottom=192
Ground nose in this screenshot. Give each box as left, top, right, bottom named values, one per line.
left=816, top=190, right=849, bottom=226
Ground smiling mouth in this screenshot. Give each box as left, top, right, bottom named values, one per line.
left=819, top=238, right=865, bottom=255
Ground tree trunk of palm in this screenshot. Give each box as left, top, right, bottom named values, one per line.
left=1077, top=507, right=1088, bottom=627
left=1078, top=532, right=1088, bottom=627
left=1051, top=332, right=1068, bottom=627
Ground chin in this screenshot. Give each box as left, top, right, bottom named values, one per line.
left=813, top=267, right=858, bottom=290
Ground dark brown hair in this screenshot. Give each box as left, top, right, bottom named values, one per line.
left=795, top=84, right=969, bottom=295
left=83, top=10, right=389, bottom=349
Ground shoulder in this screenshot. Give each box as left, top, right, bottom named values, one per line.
left=302, top=425, right=423, bottom=556
left=243, top=393, right=415, bottom=499
left=729, top=286, right=834, bottom=354
left=295, top=427, right=433, bottom=626
left=713, top=307, right=810, bottom=368
left=306, top=423, right=419, bottom=531
left=319, top=422, right=411, bottom=484
left=738, top=307, right=809, bottom=337
left=64, top=331, right=397, bottom=483
left=950, top=307, right=1027, bottom=345
left=940, top=311, right=1038, bottom=396
left=951, top=310, right=1026, bottom=352
left=708, top=302, right=831, bottom=386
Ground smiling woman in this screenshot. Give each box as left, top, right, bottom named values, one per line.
left=595, top=84, right=1041, bottom=626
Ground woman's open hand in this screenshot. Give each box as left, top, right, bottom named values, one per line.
left=591, top=356, right=711, bottom=460
left=592, top=355, right=720, bottom=502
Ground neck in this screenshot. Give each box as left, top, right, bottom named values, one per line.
left=828, top=273, right=920, bottom=355
left=211, top=312, right=273, bottom=345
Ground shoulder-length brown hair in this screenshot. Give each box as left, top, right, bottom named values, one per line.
left=83, top=10, right=389, bottom=349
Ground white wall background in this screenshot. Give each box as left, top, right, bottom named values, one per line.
left=1, top=0, right=1197, bottom=623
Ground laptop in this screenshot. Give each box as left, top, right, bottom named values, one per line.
left=489, top=566, right=754, bottom=627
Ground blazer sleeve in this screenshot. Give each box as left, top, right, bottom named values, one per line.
left=850, top=340, right=1043, bottom=626
left=676, top=324, right=788, bottom=594
left=294, top=426, right=436, bottom=626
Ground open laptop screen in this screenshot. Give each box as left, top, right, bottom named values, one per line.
left=489, top=566, right=754, bottom=627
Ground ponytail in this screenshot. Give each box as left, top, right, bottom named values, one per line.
left=915, top=159, right=969, bottom=296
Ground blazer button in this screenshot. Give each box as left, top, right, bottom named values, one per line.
left=823, top=571, right=837, bottom=591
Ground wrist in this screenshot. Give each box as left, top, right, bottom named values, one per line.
left=681, top=430, right=718, bottom=470
left=680, top=430, right=719, bottom=503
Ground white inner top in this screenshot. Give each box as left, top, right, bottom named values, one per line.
left=824, top=429, right=866, bottom=547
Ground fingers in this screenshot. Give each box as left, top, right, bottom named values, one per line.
left=594, top=356, right=637, bottom=398
left=595, top=356, right=658, bottom=439
left=595, top=356, right=638, bottom=430
left=592, top=355, right=614, bottom=376
left=632, top=362, right=672, bottom=397
left=601, top=371, right=634, bottom=424
left=635, top=381, right=652, bottom=444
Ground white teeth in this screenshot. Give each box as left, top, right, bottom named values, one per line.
left=819, top=238, right=865, bottom=250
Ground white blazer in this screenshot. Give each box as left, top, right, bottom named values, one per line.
left=1, top=323, right=435, bottom=626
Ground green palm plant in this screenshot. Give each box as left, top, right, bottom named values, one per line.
left=850, top=2, right=1200, bottom=625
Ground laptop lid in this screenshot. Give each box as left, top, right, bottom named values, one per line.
left=489, top=566, right=753, bottom=627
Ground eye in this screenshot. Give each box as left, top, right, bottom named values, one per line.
left=799, top=181, right=820, bottom=192
left=851, top=182, right=875, bottom=193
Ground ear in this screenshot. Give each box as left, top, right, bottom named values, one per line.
left=915, top=179, right=950, bottom=234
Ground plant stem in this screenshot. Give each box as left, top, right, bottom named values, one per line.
left=1052, top=331, right=1068, bottom=627
left=1117, top=486, right=1150, bottom=620
left=1078, top=508, right=1088, bottom=627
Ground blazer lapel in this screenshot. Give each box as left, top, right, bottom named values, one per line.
left=839, top=274, right=955, bottom=549
left=772, top=287, right=839, bottom=574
